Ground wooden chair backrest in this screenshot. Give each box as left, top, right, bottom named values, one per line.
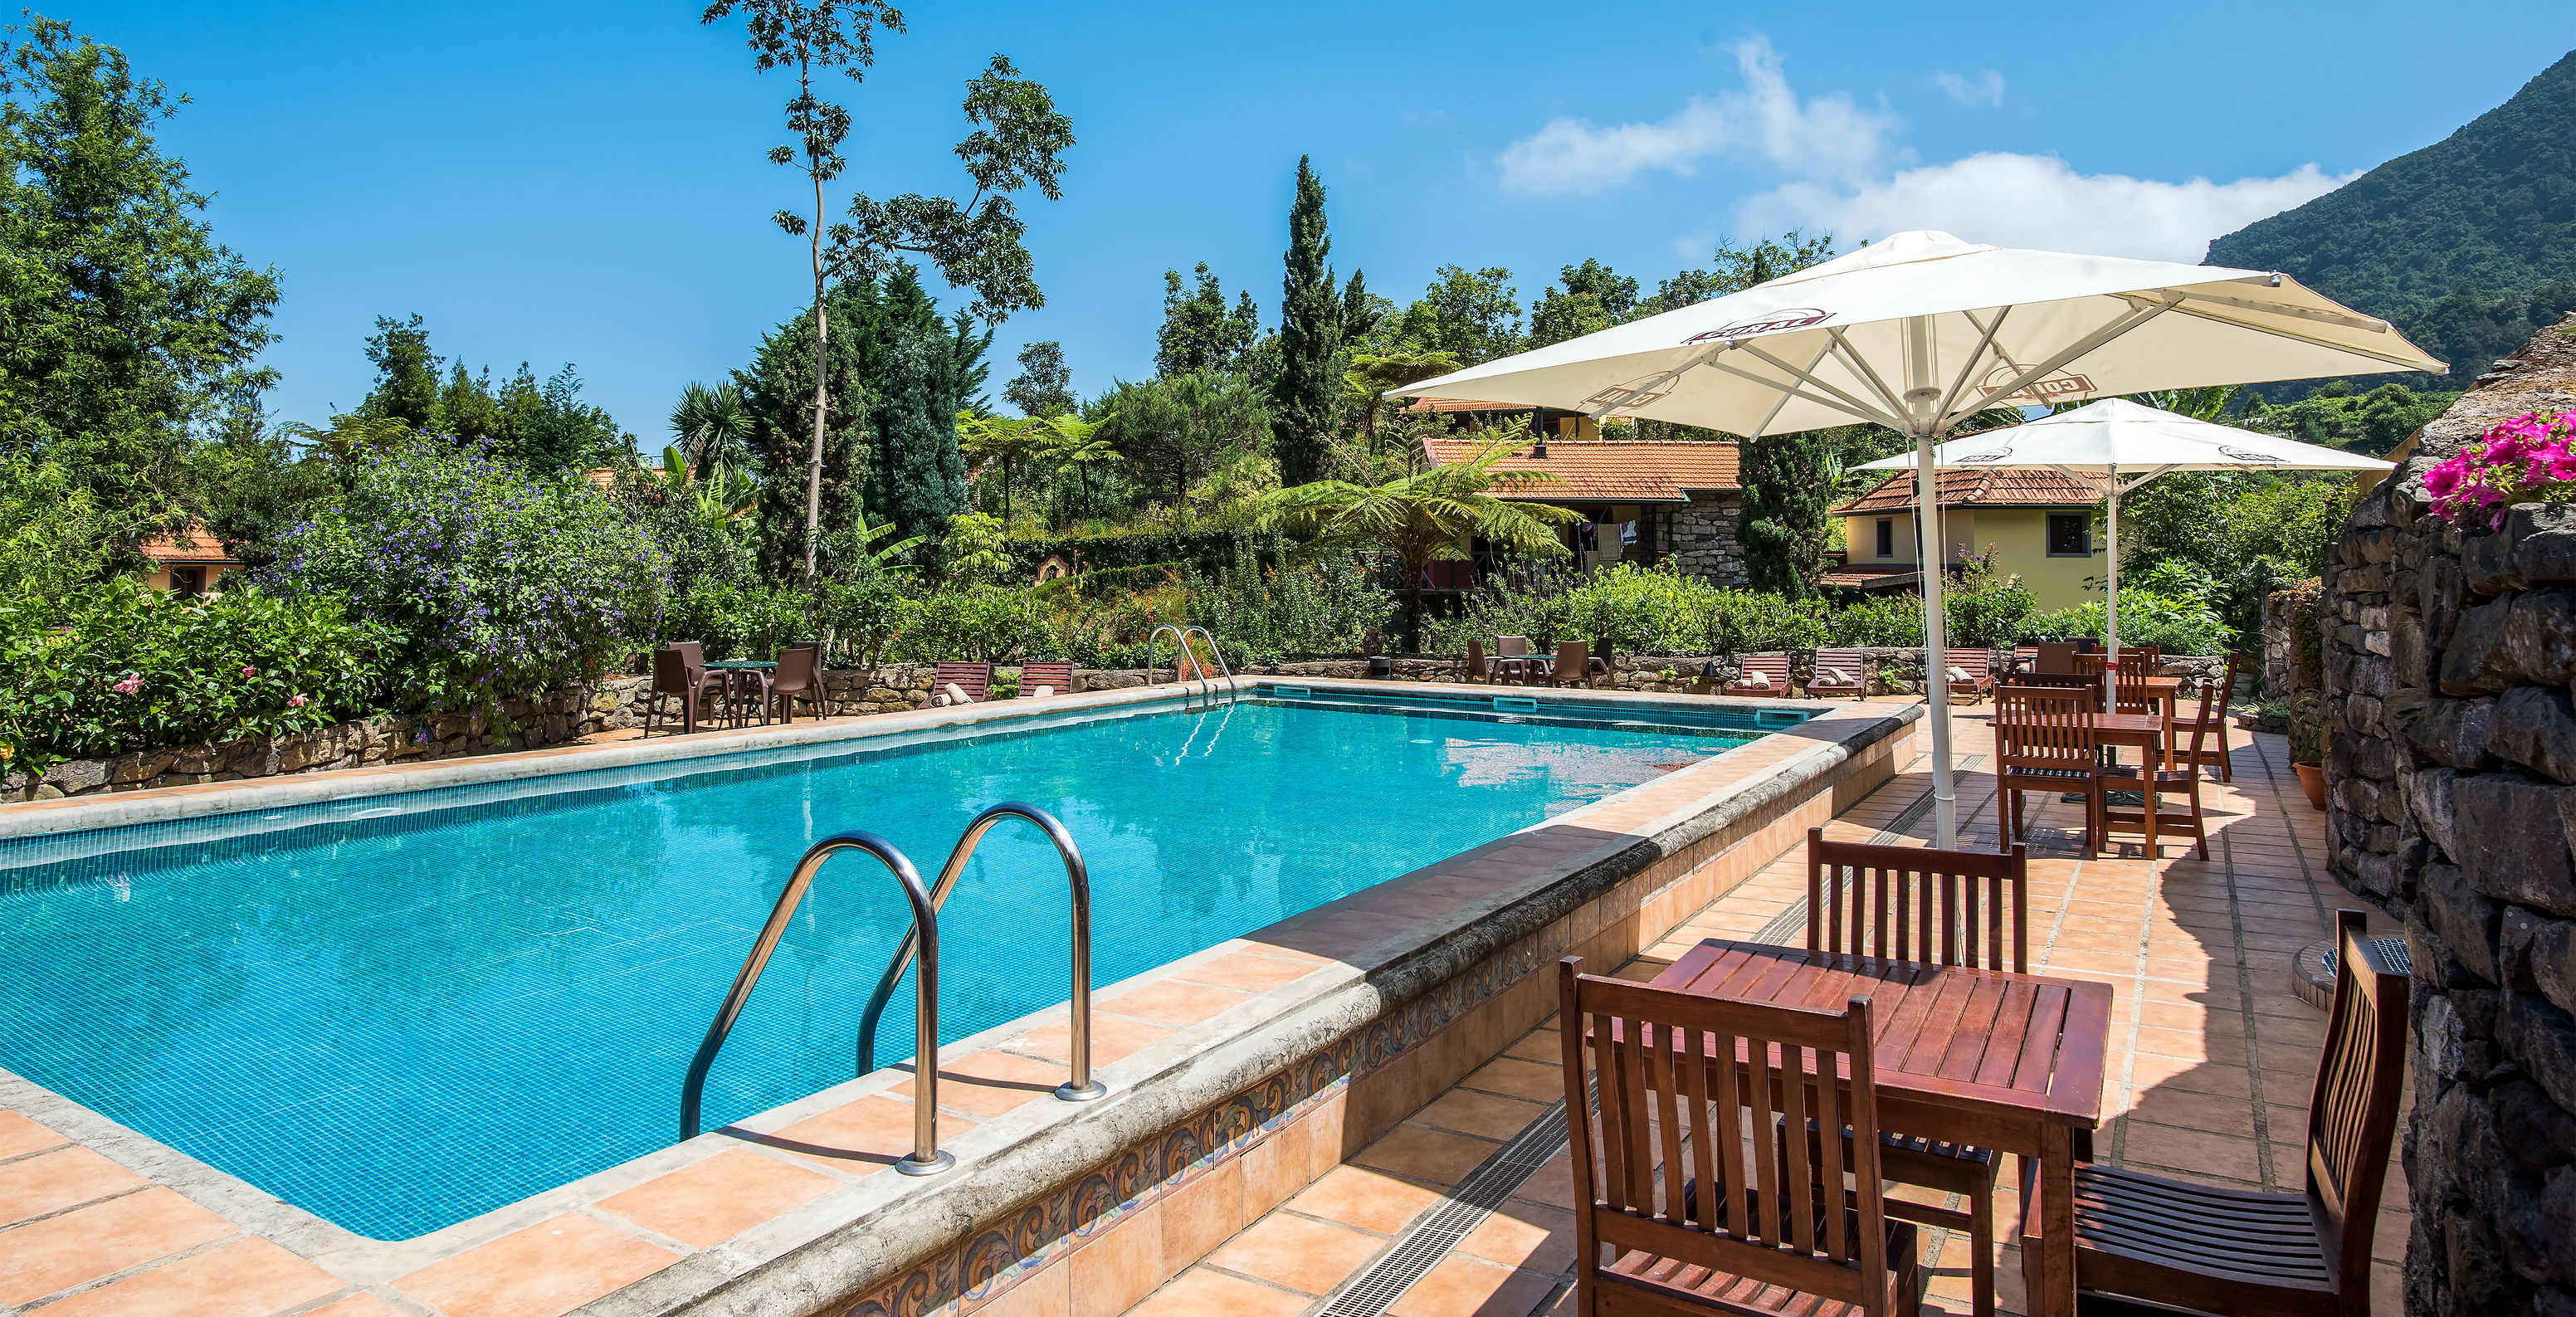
left=2033, top=641, right=2080, bottom=674
left=2076, top=651, right=2159, bottom=683
left=1811, top=649, right=1864, bottom=680
left=2113, top=676, right=2161, bottom=717
left=1466, top=637, right=1489, bottom=679
left=2217, top=650, right=2249, bottom=700
left=1559, top=958, right=1893, bottom=1315
left=2307, top=910, right=2408, bottom=1291
left=1806, top=828, right=2028, bottom=972
left=1995, top=685, right=2096, bottom=774
left=1551, top=640, right=1589, bottom=681
left=934, top=661, right=993, bottom=700
left=1497, top=635, right=1531, bottom=657
left=1021, top=661, right=1073, bottom=693
left=2172, top=680, right=2218, bottom=763
left=2013, top=671, right=2100, bottom=692
left=1944, top=651, right=1990, bottom=680
left=1731, top=654, right=1791, bottom=689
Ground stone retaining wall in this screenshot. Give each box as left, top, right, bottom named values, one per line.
left=2315, top=310, right=2576, bottom=1317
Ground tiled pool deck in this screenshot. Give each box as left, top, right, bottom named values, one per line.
left=1109, top=703, right=2410, bottom=1317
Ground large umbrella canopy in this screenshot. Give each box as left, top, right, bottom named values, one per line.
left=1856, top=398, right=2393, bottom=710
left=1391, top=230, right=2443, bottom=851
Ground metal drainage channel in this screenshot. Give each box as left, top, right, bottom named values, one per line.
left=1316, top=1098, right=1573, bottom=1317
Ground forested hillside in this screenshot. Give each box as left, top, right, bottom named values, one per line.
left=2207, top=49, right=2576, bottom=393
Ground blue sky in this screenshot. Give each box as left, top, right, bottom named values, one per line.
left=61, top=2, right=2576, bottom=438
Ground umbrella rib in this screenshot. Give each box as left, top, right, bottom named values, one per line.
left=1937, top=295, right=2177, bottom=431
left=2157, top=289, right=2388, bottom=333
left=2121, top=298, right=2441, bottom=373
left=1931, top=306, right=2014, bottom=426
left=1700, top=355, right=1905, bottom=429
left=1583, top=344, right=1731, bottom=420
left=1748, top=339, right=1835, bottom=439
left=1824, top=328, right=1911, bottom=420
left=1734, top=340, right=1910, bottom=430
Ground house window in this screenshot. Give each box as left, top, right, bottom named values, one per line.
left=2047, top=513, right=2091, bottom=556
left=1874, top=518, right=1894, bottom=558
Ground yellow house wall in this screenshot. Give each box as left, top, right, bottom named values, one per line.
left=1837, top=506, right=2100, bottom=612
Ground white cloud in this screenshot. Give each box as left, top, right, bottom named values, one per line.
left=1739, top=152, right=2356, bottom=263
left=1933, top=70, right=2005, bottom=109
left=1496, top=37, right=1896, bottom=196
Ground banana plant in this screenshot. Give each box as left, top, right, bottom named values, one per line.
left=642, top=446, right=761, bottom=523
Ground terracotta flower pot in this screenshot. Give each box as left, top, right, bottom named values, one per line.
left=2294, top=761, right=2327, bottom=812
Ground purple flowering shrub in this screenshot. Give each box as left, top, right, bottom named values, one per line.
left=0, top=581, right=394, bottom=772
left=257, top=438, right=667, bottom=713
left=2422, top=410, right=2576, bottom=530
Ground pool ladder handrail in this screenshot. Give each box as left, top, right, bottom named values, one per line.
left=1145, top=622, right=1237, bottom=698
left=679, top=832, right=953, bottom=1175
left=856, top=802, right=1104, bottom=1102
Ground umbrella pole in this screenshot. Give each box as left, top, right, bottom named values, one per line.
left=1915, top=434, right=1958, bottom=849
left=2105, top=465, right=2120, bottom=717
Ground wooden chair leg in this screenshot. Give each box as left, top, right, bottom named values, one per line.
left=1970, top=1176, right=1996, bottom=1317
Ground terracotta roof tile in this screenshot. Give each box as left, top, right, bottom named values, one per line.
left=1419, top=438, right=1740, bottom=501
left=139, top=531, right=241, bottom=564
left=1832, top=468, right=2104, bottom=515
left=1817, top=563, right=1921, bottom=589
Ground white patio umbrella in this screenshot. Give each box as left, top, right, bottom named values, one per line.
left=1854, top=398, right=2395, bottom=710
left=1390, top=230, right=2442, bottom=848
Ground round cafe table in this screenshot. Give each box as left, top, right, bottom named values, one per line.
left=703, top=660, right=777, bottom=727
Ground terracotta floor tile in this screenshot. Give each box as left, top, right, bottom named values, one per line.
left=1289, top=1165, right=1442, bottom=1235
left=1511, top=1152, right=1581, bottom=1212
left=40, top=1237, right=341, bottom=1317
left=1206, top=1210, right=1387, bottom=1295
left=1003, top=1014, right=1178, bottom=1067
left=1385, top=1255, right=1558, bottom=1317
left=1502, top=1028, right=1564, bottom=1066
left=1173, top=953, right=1321, bottom=994
left=766, top=1095, right=923, bottom=1172
left=305, top=1297, right=408, bottom=1317
left=2123, top=1086, right=2257, bottom=1134
left=0, top=1145, right=148, bottom=1226
left=396, top=1214, right=677, bottom=1317
left=1455, top=1200, right=1578, bottom=1274
left=0, top=1110, right=68, bottom=1160
left=0, top=1185, right=237, bottom=1305
left=597, top=1148, right=841, bottom=1248
left=1099, top=980, right=1254, bottom=1027
left=1353, top=1124, right=1500, bottom=1188
left=1129, top=1267, right=1310, bottom=1317
left=893, top=1049, right=1078, bottom=1118
left=1459, top=1056, right=1571, bottom=1104
left=1412, top=1088, right=1549, bottom=1142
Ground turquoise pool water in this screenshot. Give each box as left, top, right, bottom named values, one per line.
left=0, top=691, right=1783, bottom=1240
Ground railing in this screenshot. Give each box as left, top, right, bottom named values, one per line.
left=856, top=802, right=1104, bottom=1101
left=1145, top=622, right=1215, bottom=695
left=679, top=832, right=953, bottom=1175
left=1176, top=626, right=1238, bottom=698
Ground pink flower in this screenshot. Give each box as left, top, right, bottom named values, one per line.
left=241, top=666, right=256, bottom=678
left=288, top=694, right=309, bottom=709
left=111, top=675, right=142, bottom=695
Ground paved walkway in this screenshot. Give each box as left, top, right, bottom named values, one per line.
left=1115, top=700, right=2407, bottom=1317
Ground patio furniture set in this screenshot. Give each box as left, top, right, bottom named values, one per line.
left=1556, top=830, right=2405, bottom=1317
left=642, top=643, right=1074, bottom=735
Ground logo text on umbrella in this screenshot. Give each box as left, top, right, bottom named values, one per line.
left=1979, top=364, right=2095, bottom=405
left=1681, top=307, right=1832, bottom=344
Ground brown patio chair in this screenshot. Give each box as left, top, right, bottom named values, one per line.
left=932, top=661, right=993, bottom=706
left=2022, top=910, right=2406, bottom=1317
left=645, top=642, right=726, bottom=736
left=2009, top=645, right=2039, bottom=676
left=1942, top=649, right=1995, bottom=705
left=1723, top=653, right=1792, bottom=697
left=1805, top=827, right=2027, bottom=1316
left=2100, top=679, right=2219, bottom=860
left=1805, top=648, right=1867, bottom=701
left=1589, top=637, right=1613, bottom=683
left=2032, top=641, right=2080, bottom=674
left=1019, top=661, right=1074, bottom=696
left=1558, top=957, right=1917, bottom=1317
left=1495, top=635, right=1534, bottom=685
left=767, top=644, right=823, bottom=723
left=1544, top=640, right=1595, bottom=688
left=2075, top=649, right=2159, bottom=684
left=1461, top=637, right=1494, bottom=685
left=2178, top=652, right=2247, bottom=782
left=1993, top=684, right=2103, bottom=855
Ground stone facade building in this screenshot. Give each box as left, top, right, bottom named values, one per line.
left=1418, top=433, right=1749, bottom=586
left=2316, top=311, right=2576, bottom=1317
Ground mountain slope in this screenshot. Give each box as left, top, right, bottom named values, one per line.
left=2207, top=50, right=2576, bottom=387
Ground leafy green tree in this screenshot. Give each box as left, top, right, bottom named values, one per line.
left=0, top=17, right=281, bottom=525
left=2239, top=379, right=2456, bottom=456
left=670, top=380, right=754, bottom=480
left=0, top=458, right=116, bottom=609
left=705, top=0, right=1071, bottom=582
left=1100, top=373, right=1270, bottom=508
left=1393, top=266, right=1524, bottom=364
left=1342, top=349, right=1460, bottom=443
left=343, top=315, right=630, bottom=471
left=865, top=315, right=968, bottom=553
left=1736, top=432, right=1832, bottom=597
left=1273, top=156, right=1342, bottom=487
left=1533, top=258, right=1641, bottom=345
left=1639, top=232, right=1837, bottom=316
left=1156, top=263, right=1258, bottom=377
left=186, top=402, right=338, bottom=568
left=1004, top=339, right=1071, bottom=417
left=958, top=411, right=1045, bottom=522
left=355, top=314, right=442, bottom=431
left=1262, top=435, right=1578, bottom=652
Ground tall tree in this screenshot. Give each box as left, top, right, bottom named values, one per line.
left=1155, top=263, right=1256, bottom=377
left=355, top=315, right=442, bottom=431
left=1273, top=156, right=1340, bottom=487
left=1735, top=432, right=1832, bottom=597
left=865, top=315, right=968, bottom=552
left=1339, top=270, right=1388, bottom=350
left=705, top=1, right=1071, bottom=583
left=0, top=16, right=281, bottom=527
left=1393, top=266, right=1524, bottom=364
left=1004, top=339, right=1071, bottom=417
left=1530, top=260, right=1641, bottom=348
left=1099, top=373, right=1269, bottom=508
left=669, top=380, right=754, bottom=480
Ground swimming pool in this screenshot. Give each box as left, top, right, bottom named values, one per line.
left=0, top=689, right=1793, bottom=1240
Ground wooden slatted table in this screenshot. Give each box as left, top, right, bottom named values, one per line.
left=1650, top=939, right=2113, bottom=1317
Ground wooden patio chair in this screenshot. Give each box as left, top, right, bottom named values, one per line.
left=2100, top=680, right=2219, bottom=861
left=1019, top=661, right=1074, bottom=697
left=1545, top=640, right=1596, bottom=688
left=1557, top=957, right=1919, bottom=1317
left=1805, top=648, right=1868, bottom=701
left=2022, top=910, right=2406, bottom=1317
left=1993, top=685, right=2103, bottom=855
left=1805, top=827, right=2028, bottom=1316
left=932, top=661, right=993, bottom=706
left=645, top=642, right=726, bottom=736
left=1724, top=654, right=1792, bottom=697
left=2178, top=652, right=2247, bottom=783
left=2075, top=649, right=2160, bottom=684
left=1943, top=650, right=1995, bottom=705
left=2032, top=642, right=2081, bottom=675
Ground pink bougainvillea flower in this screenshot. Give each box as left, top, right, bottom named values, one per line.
left=111, top=675, right=142, bottom=695
left=288, top=694, right=309, bottom=709
left=241, top=666, right=256, bottom=678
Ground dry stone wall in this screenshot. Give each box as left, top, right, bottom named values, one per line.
left=1670, top=490, right=1749, bottom=586
left=2318, top=311, right=2576, bottom=1317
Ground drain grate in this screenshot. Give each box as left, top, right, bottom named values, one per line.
left=1318, top=1099, right=1572, bottom=1317
left=1749, top=756, right=1983, bottom=947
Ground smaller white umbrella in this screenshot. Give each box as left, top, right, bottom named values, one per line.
left=1855, top=397, right=2393, bottom=704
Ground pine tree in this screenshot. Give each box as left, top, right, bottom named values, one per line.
left=1273, top=156, right=1340, bottom=487
left=1736, top=432, right=1832, bottom=598
left=865, top=315, right=968, bottom=554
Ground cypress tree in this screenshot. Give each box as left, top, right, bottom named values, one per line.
left=864, top=315, right=968, bottom=554
left=1273, top=156, right=1339, bottom=487
left=1735, top=433, right=1832, bottom=598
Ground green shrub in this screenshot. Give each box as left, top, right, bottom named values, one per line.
left=2014, top=588, right=2235, bottom=655
left=667, top=582, right=809, bottom=661
left=1003, top=527, right=1290, bottom=583
left=0, top=581, right=394, bottom=771
left=1828, top=595, right=1922, bottom=646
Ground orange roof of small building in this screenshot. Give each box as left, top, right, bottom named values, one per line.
left=139, top=532, right=241, bottom=565
left=1418, top=437, right=1741, bottom=502
left=1832, top=467, right=2105, bottom=515
left=1402, top=398, right=1537, bottom=413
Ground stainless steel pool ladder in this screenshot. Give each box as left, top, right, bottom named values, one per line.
left=856, top=802, right=1104, bottom=1102
left=678, top=832, right=954, bottom=1174
left=1145, top=623, right=1237, bottom=697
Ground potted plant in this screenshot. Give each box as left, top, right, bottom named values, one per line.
left=2283, top=580, right=2328, bottom=810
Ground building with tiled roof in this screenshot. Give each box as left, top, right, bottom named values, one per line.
left=1416, top=427, right=1749, bottom=587
left=1829, top=468, right=2105, bottom=610
left=138, top=530, right=243, bottom=597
